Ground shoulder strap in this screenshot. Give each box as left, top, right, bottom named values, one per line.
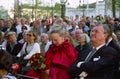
left=18, top=43, right=28, bottom=61
left=25, top=42, right=28, bottom=55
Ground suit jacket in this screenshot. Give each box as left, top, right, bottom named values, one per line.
left=6, top=42, right=23, bottom=56
left=68, top=45, right=118, bottom=79
left=2, top=27, right=17, bottom=32
left=107, top=40, right=120, bottom=57
left=68, top=27, right=79, bottom=35
left=107, top=40, right=120, bottom=79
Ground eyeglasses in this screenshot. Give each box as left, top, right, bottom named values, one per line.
left=22, top=28, right=26, bottom=29
left=27, top=34, right=32, bottom=37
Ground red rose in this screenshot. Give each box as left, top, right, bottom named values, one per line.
left=29, top=53, right=45, bottom=70
left=32, top=61, right=38, bottom=66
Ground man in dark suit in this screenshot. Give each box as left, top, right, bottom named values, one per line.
left=68, top=21, right=79, bottom=35
left=103, top=24, right=120, bottom=79
left=68, top=24, right=118, bottom=79
left=3, top=20, right=17, bottom=32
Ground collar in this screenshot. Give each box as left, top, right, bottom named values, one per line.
left=106, top=37, right=112, bottom=46
left=94, top=43, right=105, bottom=50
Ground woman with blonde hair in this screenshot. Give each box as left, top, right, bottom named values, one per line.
left=44, top=26, right=77, bottom=79
left=17, top=31, right=40, bottom=60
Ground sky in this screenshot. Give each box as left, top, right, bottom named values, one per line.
left=0, top=0, right=103, bottom=10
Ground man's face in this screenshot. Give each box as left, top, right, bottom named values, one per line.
left=71, top=21, right=76, bottom=27
left=90, top=26, right=106, bottom=44
left=6, top=21, right=12, bottom=27
left=21, top=19, right=26, bottom=25
left=0, top=20, right=4, bottom=27
left=116, top=31, right=120, bottom=40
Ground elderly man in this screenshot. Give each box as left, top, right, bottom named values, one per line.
left=68, top=24, right=118, bottom=79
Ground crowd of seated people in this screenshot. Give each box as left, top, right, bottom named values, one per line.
left=0, top=15, right=120, bottom=79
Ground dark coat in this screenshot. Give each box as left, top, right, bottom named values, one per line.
left=75, top=43, right=92, bottom=61
left=68, top=45, right=118, bottom=79
left=107, top=40, right=120, bottom=79
left=6, top=42, right=23, bottom=56
left=17, top=32, right=23, bottom=42
left=107, top=40, right=120, bottom=57
left=75, top=43, right=91, bottom=53
left=3, top=27, right=17, bottom=32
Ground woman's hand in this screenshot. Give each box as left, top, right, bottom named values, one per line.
left=39, top=63, right=46, bottom=70
left=40, top=69, right=50, bottom=79
left=45, top=69, right=49, bottom=75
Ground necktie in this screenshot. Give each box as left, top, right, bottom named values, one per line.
left=79, top=48, right=97, bottom=79
left=85, top=48, right=97, bottom=62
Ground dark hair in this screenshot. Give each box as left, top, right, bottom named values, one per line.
left=21, top=25, right=27, bottom=30
left=103, top=24, right=112, bottom=37
left=0, top=48, right=13, bottom=72
left=0, top=19, right=5, bottom=22
left=0, top=31, right=4, bottom=44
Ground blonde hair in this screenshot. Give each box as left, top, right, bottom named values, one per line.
left=49, top=25, right=67, bottom=36
left=79, top=33, right=90, bottom=43
left=7, top=31, right=16, bottom=37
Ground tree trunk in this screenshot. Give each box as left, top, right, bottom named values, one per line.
left=112, top=0, right=116, bottom=17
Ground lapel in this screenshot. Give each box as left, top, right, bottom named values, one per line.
left=90, top=45, right=107, bottom=60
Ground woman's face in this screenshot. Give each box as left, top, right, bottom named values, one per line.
left=41, top=35, right=47, bottom=43
left=50, top=33, right=64, bottom=46
left=27, top=32, right=35, bottom=42
left=9, top=34, right=17, bottom=43
left=77, top=35, right=86, bottom=45
left=23, top=34, right=28, bottom=42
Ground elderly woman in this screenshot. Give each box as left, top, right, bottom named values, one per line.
left=75, top=33, right=91, bottom=53
left=44, top=26, right=77, bottom=79
left=6, top=32, right=23, bottom=56
left=39, top=33, right=51, bottom=56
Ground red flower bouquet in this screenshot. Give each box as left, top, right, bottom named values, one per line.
left=25, top=53, right=47, bottom=79
left=29, top=53, right=46, bottom=71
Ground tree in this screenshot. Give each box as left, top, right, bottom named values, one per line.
left=116, top=0, right=120, bottom=9
left=112, top=0, right=116, bottom=17
left=0, top=6, right=7, bottom=20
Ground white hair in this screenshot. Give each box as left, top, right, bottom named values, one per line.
left=81, top=33, right=90, bottom=43
left=41, top=33, right=49, bottom=39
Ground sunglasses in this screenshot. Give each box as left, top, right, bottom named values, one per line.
left=27, top=34, right=32, bottom=37
left=22, top=28, right=26, bottom=29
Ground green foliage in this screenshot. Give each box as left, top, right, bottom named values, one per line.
left=116, top=0, right=120, bottom=9
left=0, top=6, right=7, bottom=20
left=77, top=2, right=96, bottom=9
left=89, top=3, right=96, bottom=8
left=18, top=2, right=61, bottom=18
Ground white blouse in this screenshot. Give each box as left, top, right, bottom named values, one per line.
left=17, top=42, right=40, bottom=59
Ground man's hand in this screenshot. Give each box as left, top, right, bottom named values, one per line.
left=77, top=61, right=84, bottom=68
